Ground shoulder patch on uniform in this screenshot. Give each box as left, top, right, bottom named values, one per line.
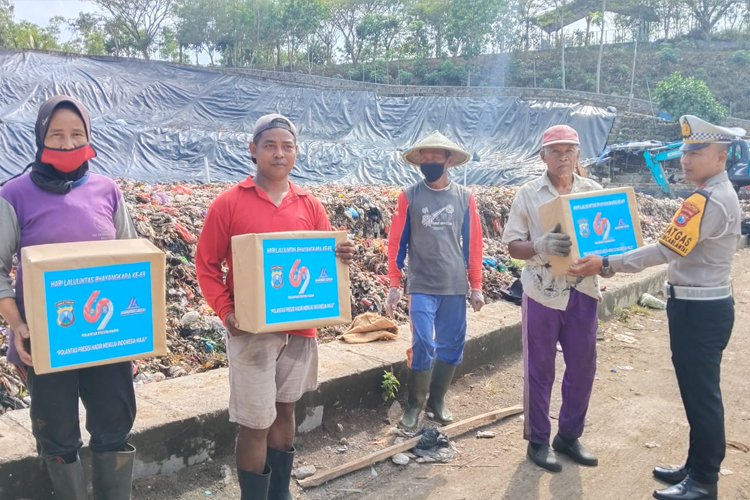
left=658, top=191, right=709, bottom=257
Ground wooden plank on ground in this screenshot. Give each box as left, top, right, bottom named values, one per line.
left=298, top=404, right=523, bottom=489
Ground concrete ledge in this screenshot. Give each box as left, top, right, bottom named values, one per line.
left=0, top=266, right=666, bottom=499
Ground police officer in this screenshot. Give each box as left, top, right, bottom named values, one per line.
left=568, top=115, right=744, bottom=500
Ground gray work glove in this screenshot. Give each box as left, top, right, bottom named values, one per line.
left=469, top=288, right=485, bottom=312
left=533, top=223, right=572, bottom=257
left=385, top=287, right=402, bottom=318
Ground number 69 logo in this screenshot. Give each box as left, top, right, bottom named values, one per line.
left=84, top=291, right=114, bottom=331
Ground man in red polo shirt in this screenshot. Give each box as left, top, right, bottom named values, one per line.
left=196, top=114, right=355, bottom=500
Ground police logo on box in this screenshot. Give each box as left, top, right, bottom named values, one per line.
left=56, top=301, right=75, bottom=328
left=271, top=266, right=284, bottom=289
left=578, top=219, right=590, bottom=238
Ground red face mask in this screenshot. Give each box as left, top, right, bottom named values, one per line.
left=40, top=144, right=97, bottom=173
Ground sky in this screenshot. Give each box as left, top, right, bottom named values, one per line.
left=11, top=0, right=600, bottom=61
left=12, top=0, right=99, bottom=41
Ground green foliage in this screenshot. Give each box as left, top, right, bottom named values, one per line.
left=617, top=63, right=630, bottom=76
left=412, top=58, right=428, bottom=79
left=368, top=64, right=387, bottom=83
left=541, top=77, right=562, bottom=89
left=381, top=370, right=400, bottom=402
left=731, top=50, right=750, bottom=65
left=437, top=59, right=465, bottom=85
left=424, top=70, right=440, bottom=85
left=7, top=20, right=60, bottom=50
left=68, top=12, right=107, bottom=56
left=614, top=308, right=630, bottom=322
left=90, top=0, right=173, bottom=59
left=693, top=67, right=708, bottom=81
left=508, top=59, right=533, bottom=86
left=654, top=72, right=727, bottom=124
left=159, top=26, right=179, bottom=62
left=657, top=44, right=679, bottom=64
left=398, top=69, right=413, bottom=84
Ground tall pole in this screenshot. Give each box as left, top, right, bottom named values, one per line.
left=596, top=0, right=606, bottom=93
left=560, top=0, right=566, bottom=90
left=628, top=20, right=639, bottom=111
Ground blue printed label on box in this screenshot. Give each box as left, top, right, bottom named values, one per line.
left=569, top=191, right=638, bottom=257
left=263, top=238, right=340, bottom=325
left=44, top=262, right=154, bottom=369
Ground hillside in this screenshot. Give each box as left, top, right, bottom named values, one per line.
left=315, top=40, right=750, bottom=120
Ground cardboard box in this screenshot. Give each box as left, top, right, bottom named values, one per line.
left=22, top=239, right=167, bottom=375
left=539, top=187, right=644, bottom=275
left=232, top=231, right=352, bottom=333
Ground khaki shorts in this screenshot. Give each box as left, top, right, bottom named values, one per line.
left=227, top=333, right=318, bottom=430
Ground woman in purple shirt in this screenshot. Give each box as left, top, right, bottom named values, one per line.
left=0, top=95, right=138, bottom=500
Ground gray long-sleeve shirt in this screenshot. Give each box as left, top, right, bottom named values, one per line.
left=609, top=171, right=741, bottom=286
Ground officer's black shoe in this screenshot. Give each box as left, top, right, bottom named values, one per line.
left=552, top=434, right=598, bottom=467
left=653, top=477, right=717, bottom=500
left=527, top=442, right=562, bottom=473
left=653, top=465, right=688, bottom=485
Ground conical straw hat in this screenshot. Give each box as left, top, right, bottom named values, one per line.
left=402, top=131, right=471, bottom=167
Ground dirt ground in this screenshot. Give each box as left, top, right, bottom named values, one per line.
left=132, top=252, right=750, bottom=500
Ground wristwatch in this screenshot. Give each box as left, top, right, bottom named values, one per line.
left=600, top=256, right=614, bottom=278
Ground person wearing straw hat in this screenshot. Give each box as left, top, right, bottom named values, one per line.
left=569, top=115, right=745, bottom=500
left=502, top=124, right=603, bottom=473
left=385, top=131, right=485, bottom=430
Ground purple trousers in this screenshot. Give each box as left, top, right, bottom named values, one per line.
left=522, top=289, right=598, bottom=445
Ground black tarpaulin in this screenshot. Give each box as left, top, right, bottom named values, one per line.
left=0, top=51, right=615, bottom=186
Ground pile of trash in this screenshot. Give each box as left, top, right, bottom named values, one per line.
left=0, top=182, right=692, bottom=412
left=635, top=194, right=682, bottom=243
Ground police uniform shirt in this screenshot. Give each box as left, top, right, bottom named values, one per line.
left=608, top=171, right=741, bottom=286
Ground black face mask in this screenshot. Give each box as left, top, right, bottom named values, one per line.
left=420, top=163, right=446, bottom=183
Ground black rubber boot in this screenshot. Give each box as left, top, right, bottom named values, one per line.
left=238, top=465, right=272, bottom=500
left=91, top=443, right=136, bottom=500
left=266, top=447, right=294, bottom=500
left=398, top=368, right=432, bottom=431
left=426, top=360, right=458, bottom=425
left=46, top=457, right=88, bottom=500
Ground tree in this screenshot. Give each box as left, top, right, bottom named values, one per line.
left=69, top=12, right=107, bottom=55
left=280, top=0, right=327, bottom=70
left=315, top=0, right=340, bottom=65
left=550, top=0, right=568, bottom=90
left=159, top=26, right=180, bottom=61
left=653, top=0, right=684, bottom=39
left=330, top=0, right=382, bottom=65
left=215, top=0, right=256, bottom=67
left=0, top=0, right=13, bottom=47
left=682, top=0, right=743, bottom=39
left=515, top=0, right=544, bottom=52
left=91, top=0, right=173, bottom=59
left=410, top=0, right=450, bottom=58
left=654, top=72, right=727, bottom=124
left=595, top=0, right=605, bottom=92
left=445, top=0, right=502, bottom=58
left=7, top=20, right=60, bottom=50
